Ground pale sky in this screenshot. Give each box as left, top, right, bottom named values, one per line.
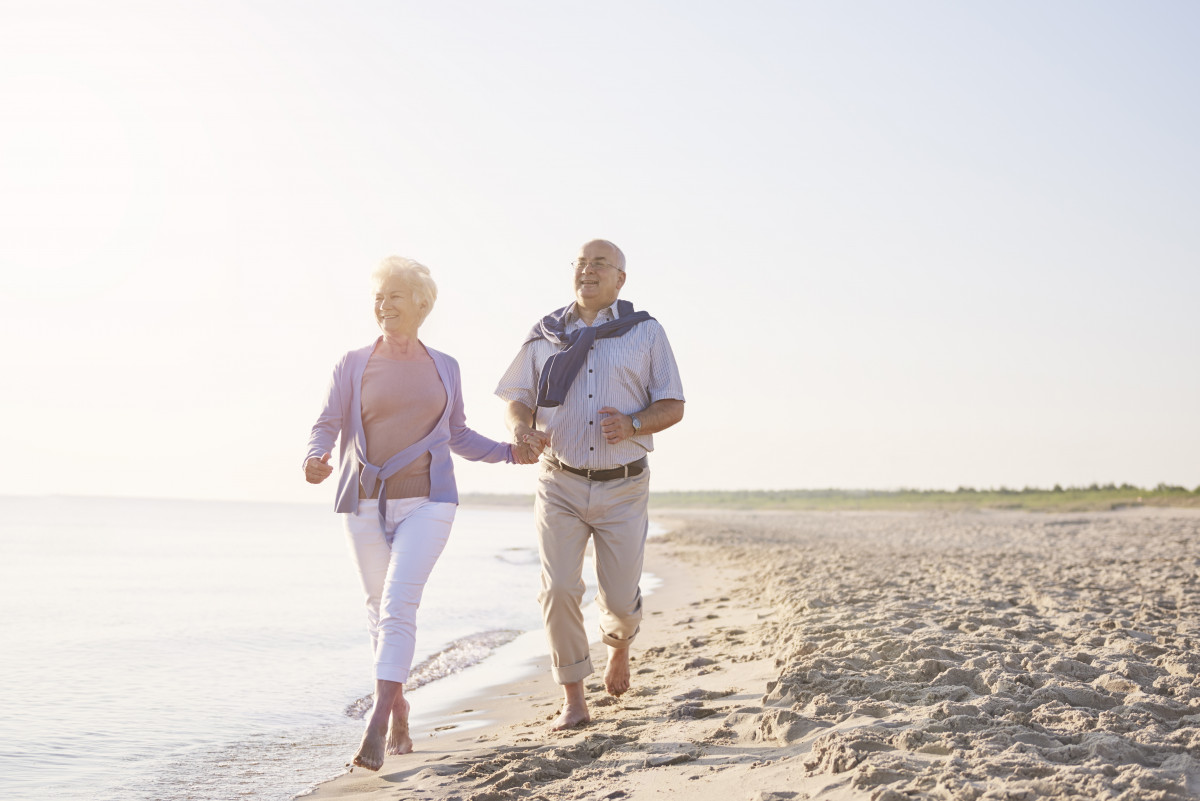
left=2, top=1, right=1197, bottom=504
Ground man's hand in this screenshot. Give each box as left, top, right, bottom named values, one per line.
left=598, top=407, right=634, bottom=444
left=305, top=453, right=333, bottom=484
left=514, top=427, right=551, bottom=464
left=512, top=443, right=539, bottom=464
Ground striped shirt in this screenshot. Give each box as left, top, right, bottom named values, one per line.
left=496, top=300, right=685, bottom=469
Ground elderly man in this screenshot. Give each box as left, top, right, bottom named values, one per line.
left=496, top=239, right=685, bottom=730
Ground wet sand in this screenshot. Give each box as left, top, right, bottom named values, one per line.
left=304, top=507, right=1200, bottom=801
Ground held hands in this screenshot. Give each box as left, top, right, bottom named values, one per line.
left=305, top=452, right=333, bottom=484
left=513, top=427, right=551, bottom=465
left=599, top=407, right=634, bottom=444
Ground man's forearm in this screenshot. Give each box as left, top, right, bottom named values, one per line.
left=634, top=399, right=684, bottom=435
left=505, top=400, right=537, bottom=436
left=506, top=400, right=551, bottom=462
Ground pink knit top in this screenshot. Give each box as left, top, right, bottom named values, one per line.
left=359, top=354, right=447, bottom=500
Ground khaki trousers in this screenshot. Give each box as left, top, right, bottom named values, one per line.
left=534, top=462, right=650, bottom=685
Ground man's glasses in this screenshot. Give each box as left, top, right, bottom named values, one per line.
left=571, top=259, right=621, bottom=272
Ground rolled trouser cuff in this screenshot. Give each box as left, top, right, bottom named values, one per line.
left=601, top=626, right=639, bottom=649
left=552, top=654, right=593, bottom=685
left=375, top=662, right=409, bottom=684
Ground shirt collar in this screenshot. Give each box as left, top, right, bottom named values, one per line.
left=567, top=300, right=620, bottom=327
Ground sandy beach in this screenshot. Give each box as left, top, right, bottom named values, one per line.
left=304, top=508, right=1200, bottom=801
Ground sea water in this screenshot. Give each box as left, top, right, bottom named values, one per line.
left=0, top=496, right=647, bottom=801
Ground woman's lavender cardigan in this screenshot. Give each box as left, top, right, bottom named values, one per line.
left=304, top=339, right=513, bottom=523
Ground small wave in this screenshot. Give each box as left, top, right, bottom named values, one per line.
left=344, top=629, right=523, bottom=718
left=343, top=695, right=374, bottom=719
left=495, top=547, right=539, bottom=566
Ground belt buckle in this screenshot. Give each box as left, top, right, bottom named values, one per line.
left=585, top=467, right=595, bottom=481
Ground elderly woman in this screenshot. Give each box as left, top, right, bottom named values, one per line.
left=303, top=256, right=531, bottom=771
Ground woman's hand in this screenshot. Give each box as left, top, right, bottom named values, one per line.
left=513, top=428, right=550, bottom=465
left=305, top=453, right=333, bottom=484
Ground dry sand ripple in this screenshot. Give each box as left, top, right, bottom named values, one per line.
left=680, top=508, right=1200, bottom=800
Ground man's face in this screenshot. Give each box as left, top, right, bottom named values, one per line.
left=573, top=242, right=625, bottom=310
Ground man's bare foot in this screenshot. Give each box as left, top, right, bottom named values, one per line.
left=352, top=717, right=387, bottom=771
left=550, top=681, right=591, bottom=730
left=550, top=701, right=591, bottom=730
left=604, top=645, right=631, bottom=696
left=387, top=694, right=413, bottom=755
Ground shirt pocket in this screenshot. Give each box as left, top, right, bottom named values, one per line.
left=612, top=346, right=653, bottom=403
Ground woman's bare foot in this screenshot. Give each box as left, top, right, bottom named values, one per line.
left=387, top=694, right=414, bottom=755
left=550, top=681, right=591, bottom=730
left=353, top=713, right=388, bottom=771
left=604, top=645, right=630, bottom=696
left=352, top=678, right=405, bottom=770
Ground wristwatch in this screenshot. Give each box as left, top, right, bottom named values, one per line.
left=630, top=416, right=643, bottom=433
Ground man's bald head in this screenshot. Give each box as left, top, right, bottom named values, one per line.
left=579, top=239, right=625, bottom=272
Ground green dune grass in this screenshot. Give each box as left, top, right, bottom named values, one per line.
left=463, top=483, right=1200, bottom=513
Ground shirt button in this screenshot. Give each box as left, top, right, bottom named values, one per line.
left=589, top=421, right=593, bottom=425
left=589, top=446, right=594, bottom=451
left=588, top=369, right=593, bottom=373
left=588, top=394, right=592, bottom=398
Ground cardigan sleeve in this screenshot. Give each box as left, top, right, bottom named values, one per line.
left=445, top=356, right=514, bottom=464
left=303, top=353, right=347, bottom=469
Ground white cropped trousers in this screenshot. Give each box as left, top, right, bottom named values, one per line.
left=343, top=498, right=457, bottom=683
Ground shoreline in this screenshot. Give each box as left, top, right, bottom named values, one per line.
left=299, top=519, right=675, bottom=798
left=302, top=507, right=1200, bottom=801
left=301, top=517, right=744, bottom=799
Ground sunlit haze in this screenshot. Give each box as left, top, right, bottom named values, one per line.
left=2, top=1, right=1197, bottom=504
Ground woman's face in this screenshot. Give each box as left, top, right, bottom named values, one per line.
left=373, top=275, right=425, bottom=335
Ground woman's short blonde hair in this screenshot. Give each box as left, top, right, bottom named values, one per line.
left=370, top=256, right=438, bottom=326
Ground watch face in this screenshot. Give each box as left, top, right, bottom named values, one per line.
left=632, top=416, right=642, bottom=431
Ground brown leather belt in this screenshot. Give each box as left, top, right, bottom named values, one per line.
left=546, top=456, right=647, bottom=482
